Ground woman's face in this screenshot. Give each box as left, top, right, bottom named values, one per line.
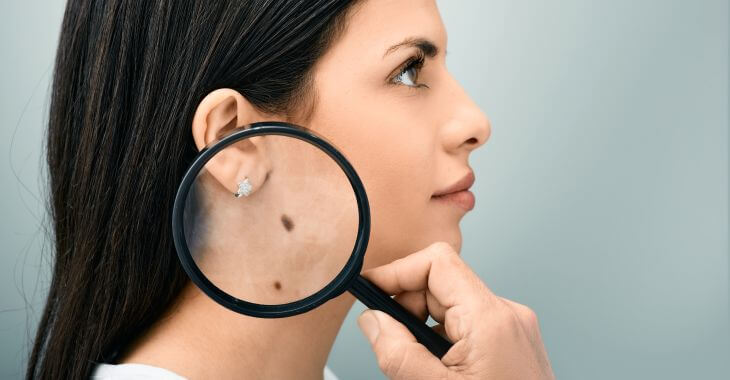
left=190, top=0, right=491, bottom=298
left=304, top=0, right=491, bottom=269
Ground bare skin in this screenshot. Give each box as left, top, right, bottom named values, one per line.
left=113, top=1, right=553, bottom=379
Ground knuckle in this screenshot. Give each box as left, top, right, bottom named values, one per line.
left=434, top=249, right=460, bottom=269
left=495, top=301, right=522, bottom=331
left=376, top=343, right=407, bottom=376
left=521, top=305, right=539, bottom=327
left=376, top=352, right=390, bottom=373
left=441, top=338, right=472, bottom=366
left=506, top=309, right=523, bottom=331
left=444, top=305, right=473, bottom=340
left=509, top=300, right=538, bottom=327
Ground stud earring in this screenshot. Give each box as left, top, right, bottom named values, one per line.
left=234, top=177, right=252, bottom=198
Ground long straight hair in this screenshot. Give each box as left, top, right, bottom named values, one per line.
left=28, top=1, right=361, bottom=378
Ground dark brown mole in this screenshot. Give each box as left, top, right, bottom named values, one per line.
left=281, top=214, right=294, bottom=232
left=274, top=281, right=282, bottom=290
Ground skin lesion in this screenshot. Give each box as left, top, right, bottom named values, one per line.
left=281, top=214, right=294, bottom=232
left=275, top=214, right=292, bottom=291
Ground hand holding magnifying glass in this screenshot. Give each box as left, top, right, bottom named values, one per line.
left=357, top=242, right=555, bottom=380
left=172, top=121, right=554, bottom=376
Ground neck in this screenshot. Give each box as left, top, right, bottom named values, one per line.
left=120, top=282, right=356, bottom=379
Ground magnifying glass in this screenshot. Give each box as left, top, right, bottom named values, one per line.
left=172, top=121, right=452, bottom=358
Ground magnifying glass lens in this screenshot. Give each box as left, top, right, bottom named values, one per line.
left=182, top=132, right=359, bottom=305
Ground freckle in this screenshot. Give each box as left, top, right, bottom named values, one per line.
left=281, top=214, right=294, bottom=232
left=274, top=281, right=282, bottom=290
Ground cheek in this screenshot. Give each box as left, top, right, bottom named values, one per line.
left=367, top=140, right=434, bottom=261
left=317, top=108, right=440, bottom=267
left=311, top=73, right=463, bottom=267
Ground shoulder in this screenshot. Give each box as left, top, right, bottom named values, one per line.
left=90, top=363, right=187, bottom=380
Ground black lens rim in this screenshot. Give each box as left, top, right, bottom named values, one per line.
left=171, top=121, right=370, bottom=318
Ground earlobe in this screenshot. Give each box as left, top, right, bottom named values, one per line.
left=206, top=148, right=265, bottom=198
left=191, top=88, right=272, bottom=197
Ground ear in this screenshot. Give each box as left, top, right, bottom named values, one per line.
left=191, top=88, right=273, bottom=196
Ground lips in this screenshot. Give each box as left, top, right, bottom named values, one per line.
left=433, top=170, right=475, bottom=196
left=432, top=170, right=476, bottom=211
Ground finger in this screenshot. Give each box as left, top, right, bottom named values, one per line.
left=393, top=291, right=428, bottom=322
left=361, top=242, right=455, bottom=294
left=362, top=241, right=494, bottom=310
left=357, top=310, right=450, bottom=380
left=425, top=289, right=448, bottom=323
left=393, top=289, right=448, bottom=325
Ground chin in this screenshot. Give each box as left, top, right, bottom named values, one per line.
left=361, top=221, right=464, bottom=270
left=422, top=216, right=463, bottom=251
left=439, top=228, right=463, bottom=254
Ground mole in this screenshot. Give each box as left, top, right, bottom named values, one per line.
left=274, top=281, right=282, bottom=290
left=281, top=214, right=294, bottom=232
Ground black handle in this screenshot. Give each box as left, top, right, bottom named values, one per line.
left=349, top=275, right=452, bottom=358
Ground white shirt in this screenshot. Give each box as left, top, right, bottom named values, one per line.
left=91, top=363, right=339, bottom=380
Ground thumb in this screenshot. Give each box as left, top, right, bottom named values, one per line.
left=357, top=310, right=449, bottom=380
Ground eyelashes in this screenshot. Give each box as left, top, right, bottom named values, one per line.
left=390, top=51, right=430, bottom=90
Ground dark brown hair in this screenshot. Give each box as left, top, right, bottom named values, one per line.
left=28, top=0, right=362, bottom=378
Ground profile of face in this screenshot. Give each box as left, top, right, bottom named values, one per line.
left=190, top=0, right=491, bottom=301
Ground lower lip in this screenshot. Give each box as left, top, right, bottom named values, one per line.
left=431, top=190, right=475, bottom=211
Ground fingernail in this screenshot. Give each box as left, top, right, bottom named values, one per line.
left=357, top=310, right=380, bottom=345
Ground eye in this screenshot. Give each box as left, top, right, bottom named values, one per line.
left=391, top=52, right=429, bottom=89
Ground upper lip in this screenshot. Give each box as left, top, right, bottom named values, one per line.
left=433, top=170, right=475, bottom=196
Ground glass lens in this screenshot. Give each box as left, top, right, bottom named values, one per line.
left=182, top=131, right=359, bottom=305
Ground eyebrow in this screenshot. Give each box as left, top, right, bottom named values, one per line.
left=383, top=37, right=444, bottom=59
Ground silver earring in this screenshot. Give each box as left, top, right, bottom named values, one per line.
left=234, top=177, right=252, bottom=198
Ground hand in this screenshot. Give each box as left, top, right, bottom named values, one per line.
left=357, top=242, right=555, bottom=380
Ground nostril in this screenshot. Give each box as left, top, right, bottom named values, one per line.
left=466, top=137, right=478, bottom=145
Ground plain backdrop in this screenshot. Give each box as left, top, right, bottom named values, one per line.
left=1, top=1, right=728, bottom=379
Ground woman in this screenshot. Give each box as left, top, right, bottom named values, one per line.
left=29, top=0, right=554, bottom=379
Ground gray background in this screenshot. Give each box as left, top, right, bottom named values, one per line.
left=1, top=1, right=727, bottom=379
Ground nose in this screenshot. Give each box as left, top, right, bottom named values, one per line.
left=441, top=75, right=491, bottom=154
